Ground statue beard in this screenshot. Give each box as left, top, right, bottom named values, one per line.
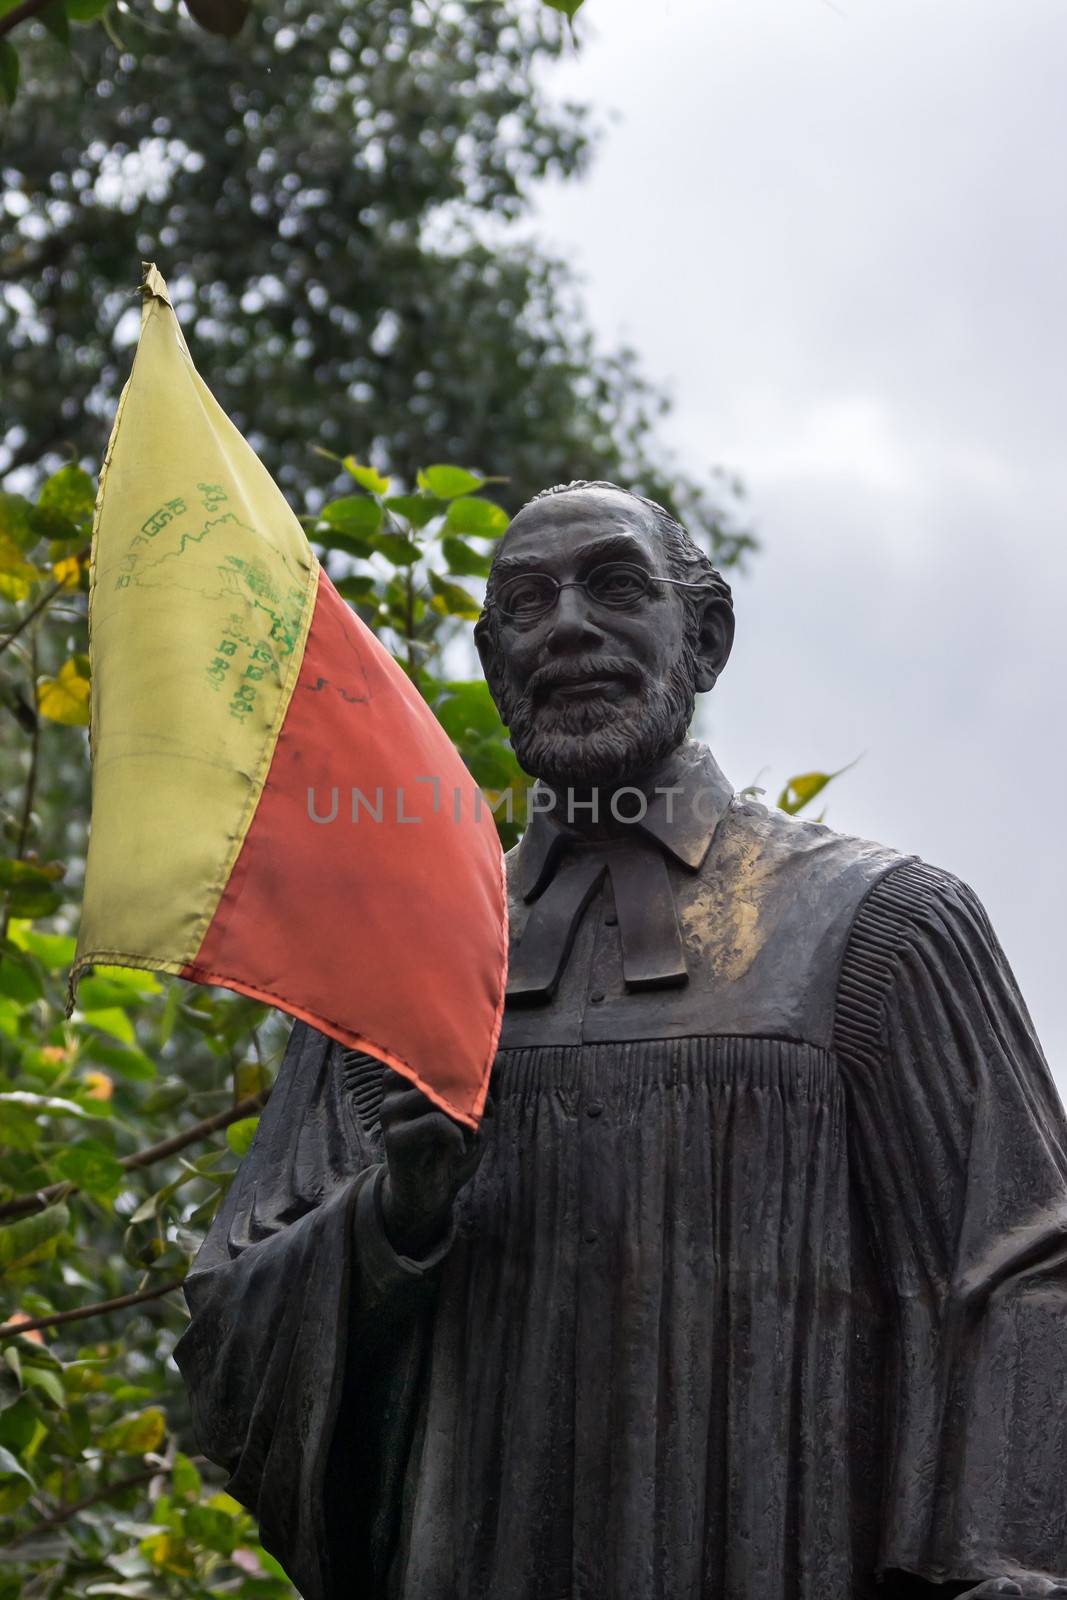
left=495, top=642, right=699, bottom=789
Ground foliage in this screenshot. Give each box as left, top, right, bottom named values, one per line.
left=306, top=452, right=534, bottom=846
left=0, top=0, right=750, bottom=577
left=0, top=0, right=587, bottom=107
left=0, top=3, right=762, bottom=1590
left=0, top=447, right=528, bottom=1593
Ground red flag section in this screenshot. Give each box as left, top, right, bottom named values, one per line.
left=182, top=571, right=508, bottom=1126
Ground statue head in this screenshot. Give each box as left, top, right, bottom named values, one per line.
left=475, top=481, right=735, bottom=789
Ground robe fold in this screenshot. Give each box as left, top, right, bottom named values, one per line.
left=175, top=793, right=1067, bottom=1600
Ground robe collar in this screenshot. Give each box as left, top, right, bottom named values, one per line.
left=507, top=743, right=735, bottom=1003
left=514, top=740, right=734, bottom=903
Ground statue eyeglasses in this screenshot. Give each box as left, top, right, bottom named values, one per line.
left=488, top=560, right=719, bottom=625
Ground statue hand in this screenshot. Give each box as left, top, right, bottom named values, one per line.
left=378, top=1069, right=484, bottom=1258
left=961, top=1579, right=1067, bottom=1596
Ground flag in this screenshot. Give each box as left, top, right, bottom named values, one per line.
left=72, top=264, right=507, bottom=1128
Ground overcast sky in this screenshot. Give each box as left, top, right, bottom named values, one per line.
left=532, top=0, right=1067, bottom=1094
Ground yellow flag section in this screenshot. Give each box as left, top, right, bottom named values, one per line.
left=74, top=264, right=507, bottom=1128
left=77, top=265, right=317, bottom=972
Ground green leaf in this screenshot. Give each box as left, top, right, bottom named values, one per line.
left=6, top=923, right=75, bottom=970
left=416, top=465, right=496, bottom=500
left=0, top=1100, right=39, bottom=1151
left=22, top=1365, right=65, bottom=1406
left=776, top=759, right=857, bottom=816
left=40, top=0, right=71, bottom=47
left=373, top=532, right=421, bottom=566
left=54, top=1138, right=124, bottom=1195
left=79, top=1039, right=156, bottom=1081
left=0, top=493, right=35, bottom=550
left=127, top=1180, right=180, bottom=1225
left=99, top=1406, right=167, bottom=1454
left=79, top=1006, right=135, bottom=1045
left=433, top=680, right=505, bottom=741
left=543, top=0, right=584, bottom=14
left=182, top=0, right=249, bottom=36
left=225, top=1116, right=259, bottom=1157
left=37, top=464, right=94, bottom=523
left=157, top=979, right=180, bottom=1046
left=0, top=533, right=42, bottom=600
left=27, top=504, right=79, bottom=545
left=441, top=535, right=492, bottom=578
left=234, top=1060, right=268, bottom=1100
left=428, top=572, right=481, bottom=619
left=184, top=1500, right=241, bottom=1550
left=0, top=42, right=18, bottom=109
left=140, top=1076, right=188, bottom=1115
left=341, top=458, right=390, bottom=495
left=444, top=496, right=509, bottom=539
left=0, top=1444, right=33, bottom=1516
left=463, top=736, right=519, bottom=789
left=171, top=1451, right=202, bottom=1498
left=95, top=963, right=163, bottom=993
left=0, top=858, right=64, bottom=889
left=334, top=574, right=378, bottom=604
left=5, top=885, right=62, bottom=919
left=314, top=528, right=374, bottom=561
left=0, top=956, right=44, bottom=1004
left=66, top=0, right=111, bottom=17
left=76, top=969, right=160, bottom=1009
left=320, top=496, right=382, bottom=535
left=382, top=494, right=447, bottom=530
left=0, top=1203, right=70, bottom=1274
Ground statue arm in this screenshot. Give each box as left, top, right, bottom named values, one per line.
left=174, top=1023, right=449, bottom=1600
left=837, top=861, right=1067, bottom=1596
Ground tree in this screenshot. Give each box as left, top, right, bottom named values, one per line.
left=0, top=452, right=525, bottom=1597
left=0, top=0, right=589, bottom=108
left=0, top=4, right=764, bottom=1591
left=0, top=0, right=749, bottom=566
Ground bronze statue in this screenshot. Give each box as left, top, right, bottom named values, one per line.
left=175, top=482, right=1067, bottom=1600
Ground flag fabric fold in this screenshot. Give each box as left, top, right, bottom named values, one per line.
left=72, top=263, right=507, bottom=1128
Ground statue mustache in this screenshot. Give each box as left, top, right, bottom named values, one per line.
left=525, top=655, right=645, bottom=701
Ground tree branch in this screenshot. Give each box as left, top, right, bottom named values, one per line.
left=0, top=1088, right=270, bottom=1221
left=0, top=1276, right=186, bottom=1340
left=4, top=1465, right=160, bottom=1547
left=0, top=578, right=65, bottom=660
left=123, top=1087, right=269, bottom=1171
left=0, top=0, right=54, bottom=41
left=1, top=631, right=40, bottom=943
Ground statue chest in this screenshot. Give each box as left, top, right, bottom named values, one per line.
left=498, top=800, right=903, bottom=1053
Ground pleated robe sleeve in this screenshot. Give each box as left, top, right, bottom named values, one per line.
left=837, top=860, right=1067, bottom=1590
left=173, top=1021, right=445, bottom=1600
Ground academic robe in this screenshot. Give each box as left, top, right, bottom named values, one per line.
left=174, top=743, right=1067, bottom=1600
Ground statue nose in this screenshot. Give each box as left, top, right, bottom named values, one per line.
left=544, top=584, right=606, bottom=651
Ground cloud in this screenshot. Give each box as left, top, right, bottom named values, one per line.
left=534, top=0, right=1067, bottom=1088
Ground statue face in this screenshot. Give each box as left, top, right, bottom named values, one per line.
left=478, top=487, right=700, bottom=788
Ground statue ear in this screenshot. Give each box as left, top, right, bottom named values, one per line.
left=475, top=614, right=511, bottom=723
left=474, top=614, right=494, bottom=685
left=693, top=595, right=735, bottom=693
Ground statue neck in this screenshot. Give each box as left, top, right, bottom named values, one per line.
left=537, top=740, right=693, bottom=843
